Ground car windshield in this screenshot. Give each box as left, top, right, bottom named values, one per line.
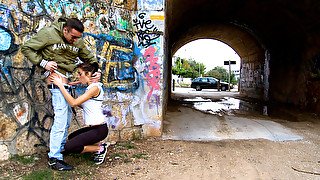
left=192, top=78, right=201, bottom=82
left=193, top=77, right=218, bottom=82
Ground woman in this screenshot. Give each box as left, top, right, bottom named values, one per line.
left=50, top=63, right=108, bottom=165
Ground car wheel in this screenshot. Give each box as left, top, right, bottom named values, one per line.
left=221, top=86, right=226, bottom=91
left=196, top=85, right=202, bottom=91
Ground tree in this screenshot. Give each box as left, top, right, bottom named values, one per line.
left=205, top=66, right=238, bottom=84
left=205, top=66, right=228, bottom=80
left=172, top=57, right=205, bottom=79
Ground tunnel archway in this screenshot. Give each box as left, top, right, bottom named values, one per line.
left=170, top=23, right=267, bottom=100
left=173, top=38, right=241, bottom=84
left=165, top=0, right=320, bottom=113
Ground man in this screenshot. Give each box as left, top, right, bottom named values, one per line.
left=21, top=18, right=101, bottom=171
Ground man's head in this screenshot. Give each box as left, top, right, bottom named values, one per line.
left=63, top=18, right=84, bottom=44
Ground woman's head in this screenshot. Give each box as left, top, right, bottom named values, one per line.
left=77, top=63, right=97, bottom=84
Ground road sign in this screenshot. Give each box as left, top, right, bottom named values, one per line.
left=224, top=61, right=236, bottom=65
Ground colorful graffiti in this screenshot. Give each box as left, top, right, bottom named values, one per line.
left=143, top=46, right=160, bottom=101
left=0, top=0, right=164, bottom=158
left=83, top=32, right=139, bottom=92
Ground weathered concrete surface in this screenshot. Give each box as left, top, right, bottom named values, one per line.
left=163, top=106, right=302, bottom=142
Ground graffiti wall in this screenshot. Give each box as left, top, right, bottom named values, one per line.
left=0, top=0, right=165, bottom=160
left=240, top=61, right=264, bottom=98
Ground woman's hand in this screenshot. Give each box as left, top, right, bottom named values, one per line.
left=49, top=73, right=63, bottom=86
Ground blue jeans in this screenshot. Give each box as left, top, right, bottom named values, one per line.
left=48, top=88, right=72, bottom=160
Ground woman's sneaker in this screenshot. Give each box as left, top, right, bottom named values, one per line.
left=93, top=142, right=110, bottom=165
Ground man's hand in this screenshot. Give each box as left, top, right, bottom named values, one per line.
left=45, top=61, right=58, bottom=71
left=91, top=71, right=101, bottom=83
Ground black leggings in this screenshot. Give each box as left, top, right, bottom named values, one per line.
left=63, top=124, right=108, bottom=154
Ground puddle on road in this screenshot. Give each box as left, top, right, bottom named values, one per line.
left=181, top=97, right=263, bottom=115
left=166, top=97, right=304, bottom=141
left=166, top=97, right=303, bottom=141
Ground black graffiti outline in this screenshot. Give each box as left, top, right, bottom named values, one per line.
left=133, top=12, right=161, bottom=48
left=0, top=63, right=53, bottom=147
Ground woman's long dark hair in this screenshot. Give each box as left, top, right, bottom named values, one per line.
left=77, top=63, right=97, bottom=75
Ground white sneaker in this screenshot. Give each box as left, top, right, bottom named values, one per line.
left=93, top=142, right=110, bottom=165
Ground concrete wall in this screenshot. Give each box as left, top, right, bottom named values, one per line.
left=0, top=0, right=165, bottom=160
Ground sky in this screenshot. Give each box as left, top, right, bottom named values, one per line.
left=173, top=39, right=240, bottom=72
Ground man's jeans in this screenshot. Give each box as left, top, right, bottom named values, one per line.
left=48, top=88, right=72, bottom=160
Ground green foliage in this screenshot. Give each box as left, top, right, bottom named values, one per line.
left=68, top=153, right=95, bottom=165
left=172, top=57, right=205, bottom=78
left=116, top=141, right=136, bottom=149
left=10, top=155, right=37, bottom=165
left=132, top=153, right=148, bottom=159
left=205, top=66, right=238, bottom=84
left=205, top=66, right=228, bottom=80
left=230, top=73, right=238, bottom=84
left=173, top=56, right=238, bottom=84
left=22, top=169, right=52, bottom=180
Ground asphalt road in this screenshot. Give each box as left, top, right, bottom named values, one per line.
left=171, top=87, right=240, bottom=100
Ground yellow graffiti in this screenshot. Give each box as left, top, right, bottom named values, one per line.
left=102, top=44, right=134, bottom=88
left=150, top=15, right=165, bottom=21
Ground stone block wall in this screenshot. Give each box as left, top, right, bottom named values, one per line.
left=0, top=0, right=165, bottom=161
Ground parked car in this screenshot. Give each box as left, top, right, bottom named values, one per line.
left=191, top=77, right=231, bottom=91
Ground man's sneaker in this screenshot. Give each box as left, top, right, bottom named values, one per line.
left=48, top=158, right=73, bottom=171
left=93, top=142, right=110, bottom=165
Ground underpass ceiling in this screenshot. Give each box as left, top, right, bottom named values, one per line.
left=167, top=0, right=320, bottom=59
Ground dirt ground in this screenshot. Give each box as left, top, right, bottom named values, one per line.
left=1, top=103, right=320, bottom=179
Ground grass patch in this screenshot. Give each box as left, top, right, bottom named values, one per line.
left=116, top=141, right=135, bottom=150
left=22, top=169, right=52, bottom=180
left=10, top=155, right=37, bottom=165
left=21, top=162, right=94, bottom=179
left=68, top=153, right=94, bottom=165
left=132, top=153, right=148, bottom=159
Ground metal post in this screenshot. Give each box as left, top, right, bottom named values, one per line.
left=172, top=79, right=175, bottom=91
left=228, top=60, right=231, bottom=91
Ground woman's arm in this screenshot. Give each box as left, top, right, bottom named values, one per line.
left=49, top=74, right=100, bottom=107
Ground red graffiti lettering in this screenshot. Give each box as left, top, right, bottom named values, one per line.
left=144, top=46, right=160, bottom=100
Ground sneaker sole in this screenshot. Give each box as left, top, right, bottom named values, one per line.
left=94, top=142, right=110, bottom=165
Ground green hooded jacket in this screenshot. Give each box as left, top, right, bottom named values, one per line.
left=21, top=18, right=98, bottom=76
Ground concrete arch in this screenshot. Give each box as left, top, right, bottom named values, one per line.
left=165, top=0, right=320, bottom=112
left=171, top=23, right=264, bottom=61
left=170, top=22, right=267, bottom=99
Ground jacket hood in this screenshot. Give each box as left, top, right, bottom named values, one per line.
left=52, top=17, right=66, bottom=34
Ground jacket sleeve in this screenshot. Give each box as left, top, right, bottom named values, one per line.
left=21, top=29, right=49, bottom=66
